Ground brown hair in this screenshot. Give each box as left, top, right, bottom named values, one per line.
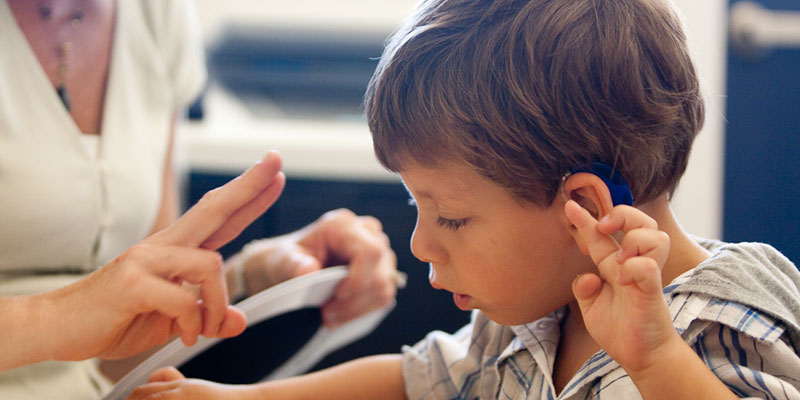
left=365, top=0, right=704, bottom=206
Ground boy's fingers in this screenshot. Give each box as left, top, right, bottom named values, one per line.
left=618, top=257, right=664, bottom=294
left=586, top=205, right=668, bottom=266
left=127, top=381, right=181, bottom=399
left=596, top=205, right=658, bottom=235
left=564, top=200, right=618, bottom=265
left=148, top=366, right=185, bottom=383
left=617, top=228, right=671, bottom=266
left=152, top=152, right=283, bottom=248
left=572, top=273, right=603, bottom=312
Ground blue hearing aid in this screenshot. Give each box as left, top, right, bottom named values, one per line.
left=567, top=162, right=634, bottom=206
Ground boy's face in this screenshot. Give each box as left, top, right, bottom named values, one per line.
left=400, top=161, right=592, bottom=325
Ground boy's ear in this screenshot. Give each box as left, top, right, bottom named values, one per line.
left=562, top=172, right=615, bottom=255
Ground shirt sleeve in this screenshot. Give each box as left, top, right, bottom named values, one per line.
left=692, top=322, right=800, bottom=399
left=140, top=0, right=207, bottom=109
left=402, top=323, right=474, bottom=400
left=401, top=310, right=517, bottom=400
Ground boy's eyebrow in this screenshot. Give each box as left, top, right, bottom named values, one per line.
left=401, top=181, right=434, bottom=200
left=402, top=179, right=464, bottom=203
left=413, top=189, right=435, bottom=200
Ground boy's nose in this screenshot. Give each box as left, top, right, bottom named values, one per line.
left=410, top=219, right=445, bottom=265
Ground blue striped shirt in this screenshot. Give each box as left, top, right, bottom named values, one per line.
left=402, top=272, right=800, bottom=399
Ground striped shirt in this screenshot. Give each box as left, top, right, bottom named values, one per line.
left=402, top=271, right=800, bottom=399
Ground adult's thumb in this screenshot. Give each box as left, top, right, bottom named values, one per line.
left=214, top=306, right=247, bottom=338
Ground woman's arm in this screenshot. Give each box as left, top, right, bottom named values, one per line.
left=0, top=295, right=54, bottom=371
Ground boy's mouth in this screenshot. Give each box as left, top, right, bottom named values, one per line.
left=428, top=263, right=472, bottom=309
left=453, top=293, right=472, bottom=310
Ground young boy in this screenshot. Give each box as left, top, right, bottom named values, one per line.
left=128, top=0, right=800, bottom=398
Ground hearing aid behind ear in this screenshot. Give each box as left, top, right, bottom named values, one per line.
left=565, top=162, right=634, bottom=206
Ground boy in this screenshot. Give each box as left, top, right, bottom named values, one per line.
left=129, top=0, right=800, bottom=398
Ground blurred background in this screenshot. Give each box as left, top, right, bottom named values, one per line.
left=179, top=0, right=799, bottom=378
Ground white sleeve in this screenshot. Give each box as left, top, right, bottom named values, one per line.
left=401, top=310, right=513, bottom=400
left=402, top=322, right=474, bottom=400
left=140, top=0, right=207, bottom=109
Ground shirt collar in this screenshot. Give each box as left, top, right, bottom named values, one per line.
left=499, top=307, right=566, bottom=376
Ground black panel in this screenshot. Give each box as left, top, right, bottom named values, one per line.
left=179, top=308, right=321, bottom=384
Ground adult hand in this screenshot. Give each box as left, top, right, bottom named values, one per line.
left=564, top=200, right=679, bottom=374
left=44, top=152, right=286, bottom=362
left=238, top=209, right=399, bottom=327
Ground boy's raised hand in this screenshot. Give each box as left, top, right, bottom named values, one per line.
left=564, top=200, right=679, bottom=375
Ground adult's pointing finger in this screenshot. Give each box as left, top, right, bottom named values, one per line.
left=151, top=151, right=285, bottom=250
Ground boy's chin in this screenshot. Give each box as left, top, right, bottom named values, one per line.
left=481, top=309, right=543, bottom=326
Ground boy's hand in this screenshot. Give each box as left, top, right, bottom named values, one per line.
left=564, top=200, right=681, bottom=374
left=126, top=367, right=246, bottom=400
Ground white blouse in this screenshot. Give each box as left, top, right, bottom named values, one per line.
left=0, top=1, right=207, bottom=398
left=0, top=0, right=206, bottom=295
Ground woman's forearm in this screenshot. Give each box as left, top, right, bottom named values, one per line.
left=0, top=294, right=53, bottom=372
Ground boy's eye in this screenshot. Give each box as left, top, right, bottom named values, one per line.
left=407, top=196, right=466, bottom=230
left=437, top=216, right=468, bottom=231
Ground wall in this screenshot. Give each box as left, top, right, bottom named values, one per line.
left=670, top=0, right=728, bottom=239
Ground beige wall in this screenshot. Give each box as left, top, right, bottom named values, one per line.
left=670, top=0, right=728, bottom=239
